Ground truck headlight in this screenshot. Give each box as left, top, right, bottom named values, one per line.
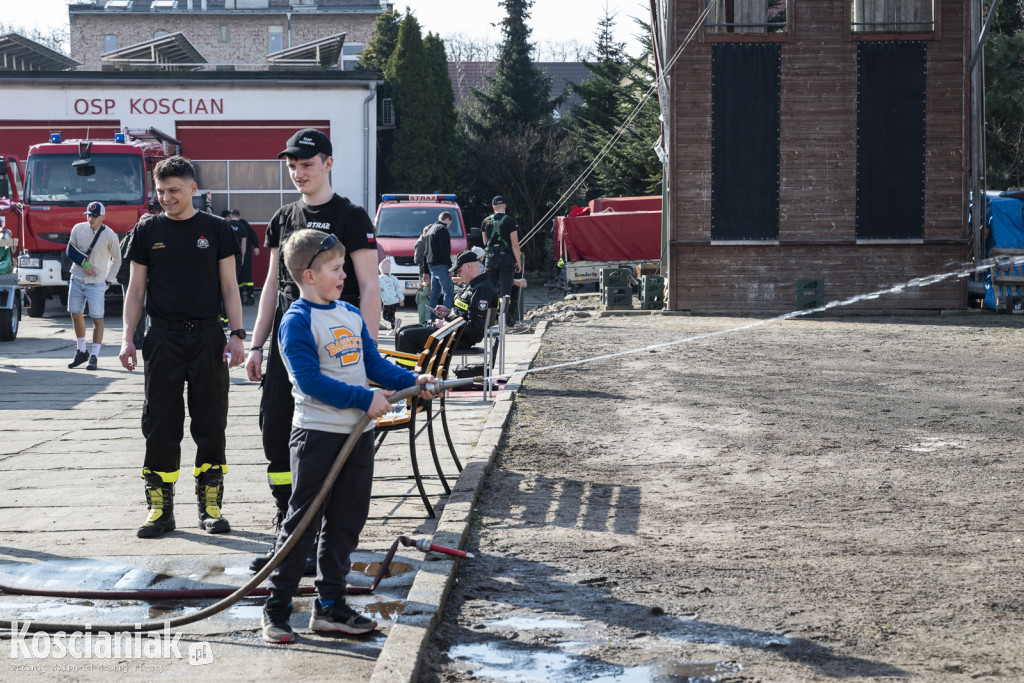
left=18, top=255, right=42, bottom=269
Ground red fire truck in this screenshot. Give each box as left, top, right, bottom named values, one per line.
left=4, top=128, right=179, bottom=317
left=374, top=193, right=468, bottom=298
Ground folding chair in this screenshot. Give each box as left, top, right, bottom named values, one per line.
left=373, top=318, right=467, bottom=518
left=456, top=295, right=509, bottom=399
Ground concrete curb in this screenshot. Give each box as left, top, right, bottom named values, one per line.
left=369, top=322, right=548, bottom=683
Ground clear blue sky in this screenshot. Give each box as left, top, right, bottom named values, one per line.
left=5, top=0, right=649, bottom=57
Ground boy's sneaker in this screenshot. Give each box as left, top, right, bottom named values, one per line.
left=261, top=597, right=295, bottom=644
left=68, top=350, right=89, bottom=369
left=86, top=355, right=98, bottom=371
left=309, top=599, right=377, bottom=635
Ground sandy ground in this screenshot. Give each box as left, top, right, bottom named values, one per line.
left=421, top=303, right=1024, bottom=682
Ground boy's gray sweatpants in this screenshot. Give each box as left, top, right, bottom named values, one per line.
left=268, top=428, right=375, bottom=601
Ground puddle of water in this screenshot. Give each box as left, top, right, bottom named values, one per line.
left=486, top=616, right=583, bottom=630
left=450, top=642, right=740, bottom=683
left=450, top=643, right=578, bottom=682
left=225, top=604, right=264, bottom=620
left=595, top=660, right=742, bottom=683
left=146, top=604, right=201, bottom=620
left=351, top=560, right=414, bottom=578
left=361, top=600, right=404, bottom=621
left=13, top=601, right=103, bottom=620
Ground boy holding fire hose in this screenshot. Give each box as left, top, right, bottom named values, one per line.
left=260, top=228, right=434, bottom=643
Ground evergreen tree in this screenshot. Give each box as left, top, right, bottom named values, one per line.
left=357, top=9, right=401, bottom=71
left=567, top=17, right=661, bottom=199
left=360, top=9, right=402, bottom=192
left=465, top=0, right=558, bottom=135
left=593, top=22, right=663, bottom=197
left=383, top=15, right=459, bottom=192
left=385, top=14, right=439, bottom=191
left=456, top=0, right=582, bottom=270
left=461, top=122, right=581, bottom=268
left=424, top=32, right=459, bottom=190
left=985, top=0, right=1024, bottom=188
left=570, top=9, right=632, bottom=198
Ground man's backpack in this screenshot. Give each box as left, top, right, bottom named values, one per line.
left=414, top=231, right=427, bottom=268
left=487, top=214, right=510, bottom=248
left=116, top=227, right=135, bottom=286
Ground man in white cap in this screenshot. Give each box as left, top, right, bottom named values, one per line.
left=66, top=201, right=121, bottom=370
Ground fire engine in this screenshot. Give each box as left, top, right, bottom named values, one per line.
left=4, top=127, right=180, bottom=317
left=374, top=193, right=468, bottom=297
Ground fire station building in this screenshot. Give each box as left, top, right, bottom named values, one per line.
left=0, top=69, right=379, bottom=282
left=1, top=1, right=389, bottom=284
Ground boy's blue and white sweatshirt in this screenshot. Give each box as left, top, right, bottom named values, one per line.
left=279, top=298, right=419, bottom=435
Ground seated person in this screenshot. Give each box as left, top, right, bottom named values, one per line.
left=395, top=249, right=497, bottom=356
left=118, top=168, right=140, bottom=196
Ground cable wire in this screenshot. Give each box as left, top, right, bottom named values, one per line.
left=518, top=1, right=715, bottom=250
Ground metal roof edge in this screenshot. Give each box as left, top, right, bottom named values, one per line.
left=0, top=70, right=381, bottom=86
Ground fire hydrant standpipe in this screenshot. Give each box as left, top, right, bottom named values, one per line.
left=0, top=378, right=477, bottom=633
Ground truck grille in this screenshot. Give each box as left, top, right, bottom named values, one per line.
left=38, top=233, right=70, bottom=245
left=392, top=256, right=415, bottom=266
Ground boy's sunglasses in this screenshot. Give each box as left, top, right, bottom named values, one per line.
left=306, top=233, right=339, bottom=271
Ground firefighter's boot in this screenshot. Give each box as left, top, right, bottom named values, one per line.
left=137, top=472, right=176, bottom=539
left=196, top=468, right=231, bottom=534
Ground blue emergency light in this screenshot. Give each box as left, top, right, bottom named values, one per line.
left=114, top=132, right=126, bottom=143
left=381, top=193, right=457, bottom=203
left=49, top=132, right=62, bottom=143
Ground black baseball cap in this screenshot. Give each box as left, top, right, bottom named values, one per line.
left=492, top=195, right=506, bottom=206
left=85, top=201, right=105, bottom=217
left=278, top=128, right=332, bottom=159
left=450, top=249, right=479, bottom=275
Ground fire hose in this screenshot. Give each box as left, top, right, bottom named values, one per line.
left=0, top=377, right=477, bottom=634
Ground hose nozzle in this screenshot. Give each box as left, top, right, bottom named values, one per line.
left=399, top=535, right=475, bottom=559
left=424, top=377, right=483, bottom=396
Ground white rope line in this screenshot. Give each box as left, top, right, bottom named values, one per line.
left=501, top=255, right=1023, bottom=378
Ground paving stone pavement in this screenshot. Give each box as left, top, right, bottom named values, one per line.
left=0, top=291, right=545, bottom=681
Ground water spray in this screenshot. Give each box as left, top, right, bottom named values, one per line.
left=497, top=255, right=1024, bottom=381
left=0, top=378, right=479, bottom=634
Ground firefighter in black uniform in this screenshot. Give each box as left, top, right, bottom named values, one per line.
left=396, top=250, right=498, bottom=355
left=119, top=156, right=245, bottom=539
left=244, top=128, right=380, bottom=573
left=480, top=195, right=522, bottom=303
left=232, top=209, right=259, bottom=306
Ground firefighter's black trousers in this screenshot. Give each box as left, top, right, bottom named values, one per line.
left=141, top=319, right=229, bottom=477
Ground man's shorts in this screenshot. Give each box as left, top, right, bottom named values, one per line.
left=67, top=279, right=106, bottom=318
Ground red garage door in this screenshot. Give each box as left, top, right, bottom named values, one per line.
left=176, top=121, right=331, bottom=286
left=0, top=120, right=121, bottom=164
left=175, top=120, right=330, bottom=161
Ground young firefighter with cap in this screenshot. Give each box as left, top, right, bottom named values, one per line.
left=480, top=195, right=522, bottom=301
left=395, top=249, right=497, bottom=356
left=65, top=201, right=121, bottom=371
left=259, top=228, right=435, bottom=643
left=245, top=128, right=381, bottom=572
left=119, top=156, right=245, bottom=538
